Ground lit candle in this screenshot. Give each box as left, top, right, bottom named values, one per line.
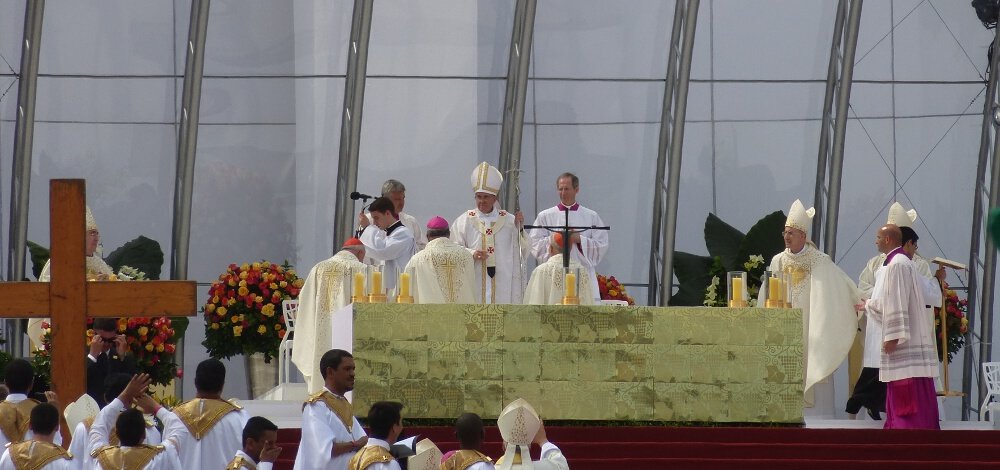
left=371, top=271, right=383, bottom=295
left=565, top=272, right=577, bottom=298
left=731, top=277, right=744, bottom=302
left=353, top=272, right=365, bottom=299
left=769, top=277, right=783, bottom=302
left=399, top=272, right=411, bottom=297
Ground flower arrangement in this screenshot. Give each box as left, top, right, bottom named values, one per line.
left=30, top=266, right=184, bottom=387
left=202, top=261, right=303, bottom=362
left=934, top=288, right=968, bottom=363
left=703, top=254, right=766, bottom=307
left=597, top=274, right=635, bottom=305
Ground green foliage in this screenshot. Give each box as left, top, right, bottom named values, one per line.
left=105, top=236, right=164, bottom=280
left=26, top=241, right=49, bottom=280
left=671, top=211, right=787, bottom=306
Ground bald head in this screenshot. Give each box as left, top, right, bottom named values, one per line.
left=876, top=224, right=902, bottom=253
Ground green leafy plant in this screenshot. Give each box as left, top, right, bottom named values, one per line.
left=671, top=211, right=787, bottom=306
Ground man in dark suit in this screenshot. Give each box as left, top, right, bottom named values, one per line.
left=87, top=318, right=136, bottom=407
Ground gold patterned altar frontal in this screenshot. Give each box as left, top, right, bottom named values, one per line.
left=351, top=304, right=803, bottom=423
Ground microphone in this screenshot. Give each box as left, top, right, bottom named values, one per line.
left=350, top=191, right=374, bottom=201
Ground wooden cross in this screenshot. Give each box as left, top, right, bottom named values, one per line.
left=0, top=180, right=196, bottom=403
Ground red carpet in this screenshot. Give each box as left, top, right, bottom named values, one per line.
left=273, top=426, right=1000, bottom=469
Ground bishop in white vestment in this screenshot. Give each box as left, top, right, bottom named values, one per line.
left=523, top=233, right=597, bottom=306
left=451, top=162, right=529, bottom=304
left=528, top=172, right=608, bottom=301
left=763, top=200, right=860, bottom=418
left=404, top=217, right=476, bottom=304
left=293, top=238, right=367, bottom=394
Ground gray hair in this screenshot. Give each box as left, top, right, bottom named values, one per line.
left=381, top=179, right=406, bottom=196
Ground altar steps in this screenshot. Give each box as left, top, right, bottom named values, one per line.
left=272, top=426, right=1000, bottom=469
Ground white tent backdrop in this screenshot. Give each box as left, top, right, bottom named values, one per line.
left=0, top=0, right=997, bottom=417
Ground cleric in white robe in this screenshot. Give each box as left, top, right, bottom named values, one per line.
left=292, top=238, right=367, bottom=394
left=761, top=199, right=860, bottom=418
left=523, top=233, right=597, bottom=306
left=494, top=399, right=568, bottom=470
left=403, top=217, right=476, bottom=304
left=528, top=172, right=608, bottom=301
left=28, top=206, right=113, bottom=350
left=451, top=162, right=530, bottom=304
left=359, top=197, right=416, bottom=292
left=294, top=350, right=367, bottom=470
left=860, top=225, right=940, bottom=429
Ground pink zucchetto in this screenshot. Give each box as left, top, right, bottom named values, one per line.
left=426, top=216, right=449, bottom=230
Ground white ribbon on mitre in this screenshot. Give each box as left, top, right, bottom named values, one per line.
left=85, top=205, right=98, bottom=232
left=886, top=202, right=917, bottom=228
left=497, top=398, right=540, bottom=470
left=471, top=162, right=503, bottom=196
left=407, top=439, right=443, bottom=470
left=785, top=199, right=815, bottom=234
left=63, top=393, right=100, bottom=432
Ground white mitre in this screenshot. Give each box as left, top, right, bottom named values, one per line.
left=407, top=439, right=443, bottom=470
left=85, top=205, right=98, bottom=231
left=472, top=162, right=503, bottom=196
left=785, top=199, right=815, bottom=234
left=497, top=398, right=541, bottom=470
left=64, top=393, right=100, bottom=432
left=886, top=202, right=917, bottom=228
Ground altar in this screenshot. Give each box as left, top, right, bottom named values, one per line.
left=329, top=304, right=804, bottom=423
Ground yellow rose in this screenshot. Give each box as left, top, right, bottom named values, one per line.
left=257, top=325, right=267, bottom=334
left=212, top=295, right=220, bottom=304
left=228, top=298, right=236, bottom=306
left=262, top=261, right=271, bottom=268
left=227, top=279, right=236, bottom=287
left=205, top=304, right=215, bottom=313
left=231, top=316, right=239, bottom=323
left=239, top=272, right=248, bottom=280
left=241, top=263, right=250, bottom=271
left=238, top=279, right=247, bottom=287
left=156, top=344, right=165, bottom=353
left=211, top=323, right=220, bottom=330
left=274, top=323, right=282, bottom=330
left=138, top=326, right=149, bottom=336
left=217, top=307, right=227, bottom=316
left=261, top=304, right=275, bottom=317
left=233, top=326, right=243, bottom=337
left=145, top=344, right=154, bottom=352
left=293, top=279, right=304, bottom=288
left=238, top=286, right=249, bottom=297
left=279, top=281, right=288, bottom=288
left=269, top=282, right=278, bottom=290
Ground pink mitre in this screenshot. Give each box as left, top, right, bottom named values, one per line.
left=426, top=216, right=449, bottom=230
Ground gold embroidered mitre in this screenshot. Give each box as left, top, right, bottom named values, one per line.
left=9, top=440, right=72, bottom=470
left=172, top=398, right=242, bottom=440
left=348, top=445, right=394, bottom=470
left=0, top=399, right=39, bottom=443
left=94, top=444, right=165, bottom=470
left=304, top=390, right=355, bottom=432
left=442, top=449, right=493, bottom=470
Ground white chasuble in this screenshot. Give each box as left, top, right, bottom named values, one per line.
left=293, top=250, right=367, bottom=394
left=403, top=237, right=476, bottom=304
left=765, top=246, right=861, bottom=399
left=528, top=205, right=608, bottom=300
left=523, top=254, right=596, bottom=306
left=451, top=208, right=529, bottom=304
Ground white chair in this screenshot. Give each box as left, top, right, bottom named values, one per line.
left=981, top=362, right=1000, bottom=421
left=278, top=299, right=298, bottom=385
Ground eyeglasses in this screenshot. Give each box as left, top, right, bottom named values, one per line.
left=781, top=231, right=800, bottom=237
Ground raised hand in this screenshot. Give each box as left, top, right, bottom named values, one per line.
left=43, top=391, right=60, bottom=411
left=134, top=393, right=160, bottom=415
left=119, top=373, right=152, bottom=404
left=260, top=440, right=283, bottom=462
left=114, top=335, right=129, bottom=357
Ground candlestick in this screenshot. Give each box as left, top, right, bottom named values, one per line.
left=371, top=271, right=383, bottom=295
